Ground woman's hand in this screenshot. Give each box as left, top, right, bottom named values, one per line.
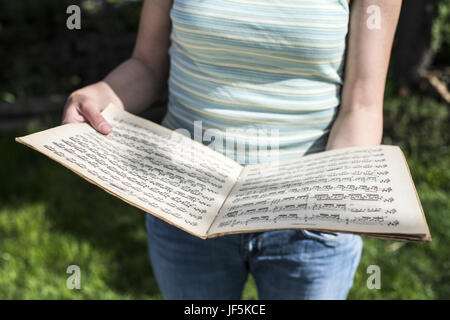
left=326, top=107, right=383, bottom=151
left=62, top=81, right=124, bottom=135
left=62, top=0, right=173, bottom=134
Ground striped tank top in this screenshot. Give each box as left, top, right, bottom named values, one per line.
left=161, top=0, right=350, bottom=164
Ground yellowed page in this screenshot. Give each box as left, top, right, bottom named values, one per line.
left=207, top=145, right=430, bottom=241
left=16, top=104, right=243, bottom=238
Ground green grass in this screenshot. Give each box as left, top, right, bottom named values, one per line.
left=0, top=94, right=449, bottom=299
left=0, top=128, right=260, bottom=299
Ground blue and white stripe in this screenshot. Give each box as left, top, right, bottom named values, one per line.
left=162, top=0, right=350, bottom=164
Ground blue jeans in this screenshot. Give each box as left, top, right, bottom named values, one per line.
left=145, top=213, right=362, bottom=300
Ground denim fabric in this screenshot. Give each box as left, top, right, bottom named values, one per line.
left=145, top=213, right=363, bottom=300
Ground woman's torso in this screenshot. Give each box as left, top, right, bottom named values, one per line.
left=162, top=0, right=350, bottom=164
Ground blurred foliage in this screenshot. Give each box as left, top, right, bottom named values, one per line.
left=0, top=130, right=257, bottom=298
left=346, top=84, right=450, bottom=299
left=384, top=84, right=449, bottom=165
left=433, top=0, right=450, bottom=64
left=0, top=0, right=142, bottom=38
left=0, top=0, right=143, bottom=101
left=1, top=88, right=449, bottom=299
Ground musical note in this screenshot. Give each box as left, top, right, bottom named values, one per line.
left=211, top=145, right=406, bottom=233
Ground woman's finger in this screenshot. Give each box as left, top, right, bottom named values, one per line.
left=62, top=103, right=86, bottom=124
left=77, top=101, right=112, bottom=135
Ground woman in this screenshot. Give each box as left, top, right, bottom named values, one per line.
left=62, top=0, right=402, bottom=299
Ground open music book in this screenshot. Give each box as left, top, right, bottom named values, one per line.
left=16, top=104, right=431, bottom=242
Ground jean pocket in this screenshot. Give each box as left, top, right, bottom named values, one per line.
left=298, top=229, right=342, bottom=246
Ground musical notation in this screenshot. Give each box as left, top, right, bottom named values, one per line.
left=17, top=105, right=431, bottom=241
left=41, top=112, right=242, bottom=233
left=211, top=146, right=404, bottom=233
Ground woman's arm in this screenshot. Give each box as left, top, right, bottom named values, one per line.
left=326, top=0, right=402, bottom=150
left=62, top=0, right=173, bottom=134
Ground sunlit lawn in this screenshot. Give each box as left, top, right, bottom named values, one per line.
left=1, top=94, right=449, bottom=299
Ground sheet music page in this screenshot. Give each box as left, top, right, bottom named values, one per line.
left=208, top=145, right=430, bottom=238
left=16, top=105, right=243, bottom=238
